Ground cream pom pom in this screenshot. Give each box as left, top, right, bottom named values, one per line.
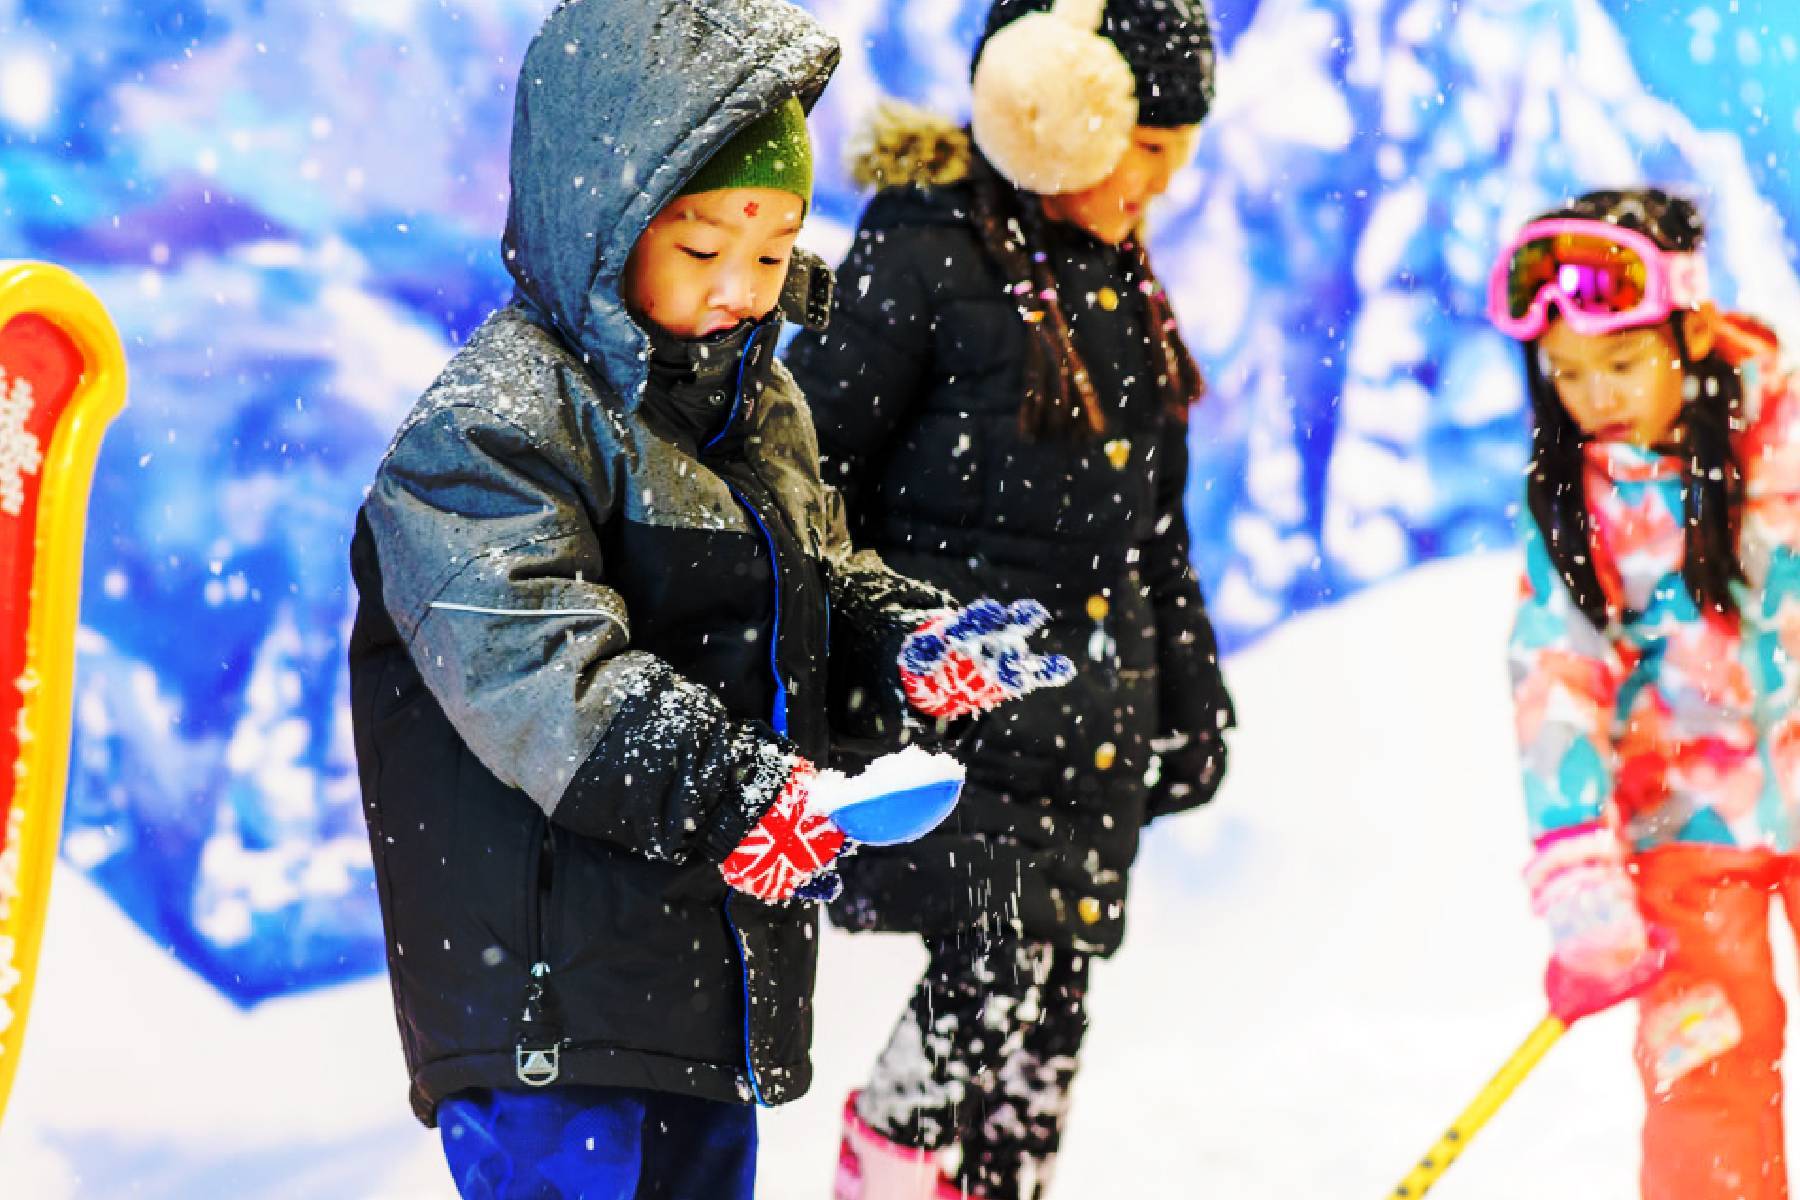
left=970, top=0, right=1138, bottom=195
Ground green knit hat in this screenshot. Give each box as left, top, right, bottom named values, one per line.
left=680, top=97, right=813, bottom=205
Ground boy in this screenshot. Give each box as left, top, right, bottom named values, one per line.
left=347, top=1, right=1069, bottom=1195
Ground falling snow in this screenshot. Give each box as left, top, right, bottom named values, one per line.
left=0, top=0, right=1794, bottom=1140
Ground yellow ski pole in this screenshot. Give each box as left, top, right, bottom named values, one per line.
left=1388, top=1014, right=1569, bottom=1198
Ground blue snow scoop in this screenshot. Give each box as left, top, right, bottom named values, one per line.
left=828, top=778, right=964, bottom=846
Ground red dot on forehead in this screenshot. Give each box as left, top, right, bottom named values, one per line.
left=744, top=201, right=760, bottom=218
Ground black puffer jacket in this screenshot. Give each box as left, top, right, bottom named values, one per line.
left=785, top=139, right=1234, bottom=957
left=348, top=0, right=949, bottom=1125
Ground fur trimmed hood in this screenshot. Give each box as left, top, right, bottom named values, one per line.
left=845, top=99, right=974, bottom=192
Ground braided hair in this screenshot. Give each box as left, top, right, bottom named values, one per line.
left=962, top=149, right=1206, bottom=440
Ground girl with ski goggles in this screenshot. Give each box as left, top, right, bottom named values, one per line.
left=1488, top=216, right=1709, bottom=341
left=1496, top=188, right=1800, bottom=1200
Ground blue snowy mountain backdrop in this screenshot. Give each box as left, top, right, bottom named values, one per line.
left=0, top=0, right=1796, bottom=1002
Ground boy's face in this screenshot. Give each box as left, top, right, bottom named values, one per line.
left=623, top=188, right=806, bottom=339
left=1042, top=124, right=1199, bottom=246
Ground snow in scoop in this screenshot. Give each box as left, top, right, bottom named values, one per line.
left=817, top=746, right=968, bottom=845
left=818, top=746, right=966, bottom=808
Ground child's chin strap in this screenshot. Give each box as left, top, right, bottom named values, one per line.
left=778, top=248, right=834, bottom=332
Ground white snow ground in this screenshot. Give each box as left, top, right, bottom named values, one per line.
left=7, top=551, right=1794, bottom=1198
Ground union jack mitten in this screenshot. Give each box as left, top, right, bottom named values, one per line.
left=720, top=748, right=968, bottom=904
left=899, top=599, right=1075, bottom=721
left=720, top=757, right=847, bottom=904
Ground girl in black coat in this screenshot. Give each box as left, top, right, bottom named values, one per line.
left=784, top=2, right=1234, bottom=1196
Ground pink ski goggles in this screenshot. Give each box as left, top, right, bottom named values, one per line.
left=1488, top=218, right=1709, bottom=341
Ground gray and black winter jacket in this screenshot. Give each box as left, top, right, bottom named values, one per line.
left=348, top=0, right=948, bottom=1125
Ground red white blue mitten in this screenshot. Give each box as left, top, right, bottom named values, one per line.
left=899, top=599, right=1075, bottom=721
left=720, top=749, right=968, bottom=905
left=720, top=758, right=847, bottom=904
left=1525, top=823, right=1668, bottom=1023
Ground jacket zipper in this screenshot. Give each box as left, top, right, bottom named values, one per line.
left=708, top=323, right=812, bottom=1106
left=724, top=483, right=786, bottom=1107
left=515, top=820, right=563, bottom=1087
left=702, top=321, right=774, bottom=453
left=714, top=331, right=792, bottom=1103
left=722, top=893, right=771, bottom=1106
left=729, top=484, right=792, bottom=737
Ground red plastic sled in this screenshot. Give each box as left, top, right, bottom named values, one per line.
left=0, top=262, right=127, bottom=1123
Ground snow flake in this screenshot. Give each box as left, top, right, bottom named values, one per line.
left=0, top=367, right=43, bottom=518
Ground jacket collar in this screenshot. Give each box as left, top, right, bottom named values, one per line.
left=642, top=313, right=783, bottom=453
left=1583, top=438, right=1681, bottom=485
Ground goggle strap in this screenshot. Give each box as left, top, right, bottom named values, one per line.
left=1666, top=253, right=1709, bottom=310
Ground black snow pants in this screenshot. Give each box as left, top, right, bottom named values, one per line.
left=857, top=938, right=1091, bottom=1200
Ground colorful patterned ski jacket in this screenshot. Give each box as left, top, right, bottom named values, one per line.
left=1512, top=319, right=1800, bottom=853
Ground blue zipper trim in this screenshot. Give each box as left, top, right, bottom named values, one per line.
left=730, top=487, right=790, bottom=736
left=697, top=318, right=800, bottom=1107
left=722, top=476, right=788, bottom=1106
left=723, top=894, right=772, bottom=1107
left=702, top=323, right=769, bottom=453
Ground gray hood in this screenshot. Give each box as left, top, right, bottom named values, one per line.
left=501, top=0, right=838, bottom=408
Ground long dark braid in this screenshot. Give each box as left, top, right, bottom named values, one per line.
left=965, top=162, right=1103, bottom=439
left=963, top=149, right=1205, bottom=440
left=1521, top=188, right=1744, bottom=626
left=1671, top=320, right=1746, bottom=615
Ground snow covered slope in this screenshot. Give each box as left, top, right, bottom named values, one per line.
left=15, top=553, right=1792, bottom=1197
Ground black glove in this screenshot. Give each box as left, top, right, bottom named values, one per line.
left=1144, top=730, right=1227, bottom=822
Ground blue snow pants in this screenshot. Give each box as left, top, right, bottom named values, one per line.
left=438, top=1085, right=757, bottom=1200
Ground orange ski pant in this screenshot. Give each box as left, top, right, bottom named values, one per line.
left=1632, top=845, right=1800, bottom=1200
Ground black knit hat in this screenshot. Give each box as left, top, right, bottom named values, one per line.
left=974, top=0, right=1216, bottom=127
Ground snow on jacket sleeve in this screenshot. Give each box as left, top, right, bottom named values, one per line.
left=364, top=404, right=789, bottom=866
left=1140, top=410, right=1234, bottom=744
left=783, top=217, right=936, bottom=505
left=1510, top=511, right=1626, bottom=840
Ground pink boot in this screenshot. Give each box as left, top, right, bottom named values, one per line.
left=834, top=1093, right=968, bottom=1200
